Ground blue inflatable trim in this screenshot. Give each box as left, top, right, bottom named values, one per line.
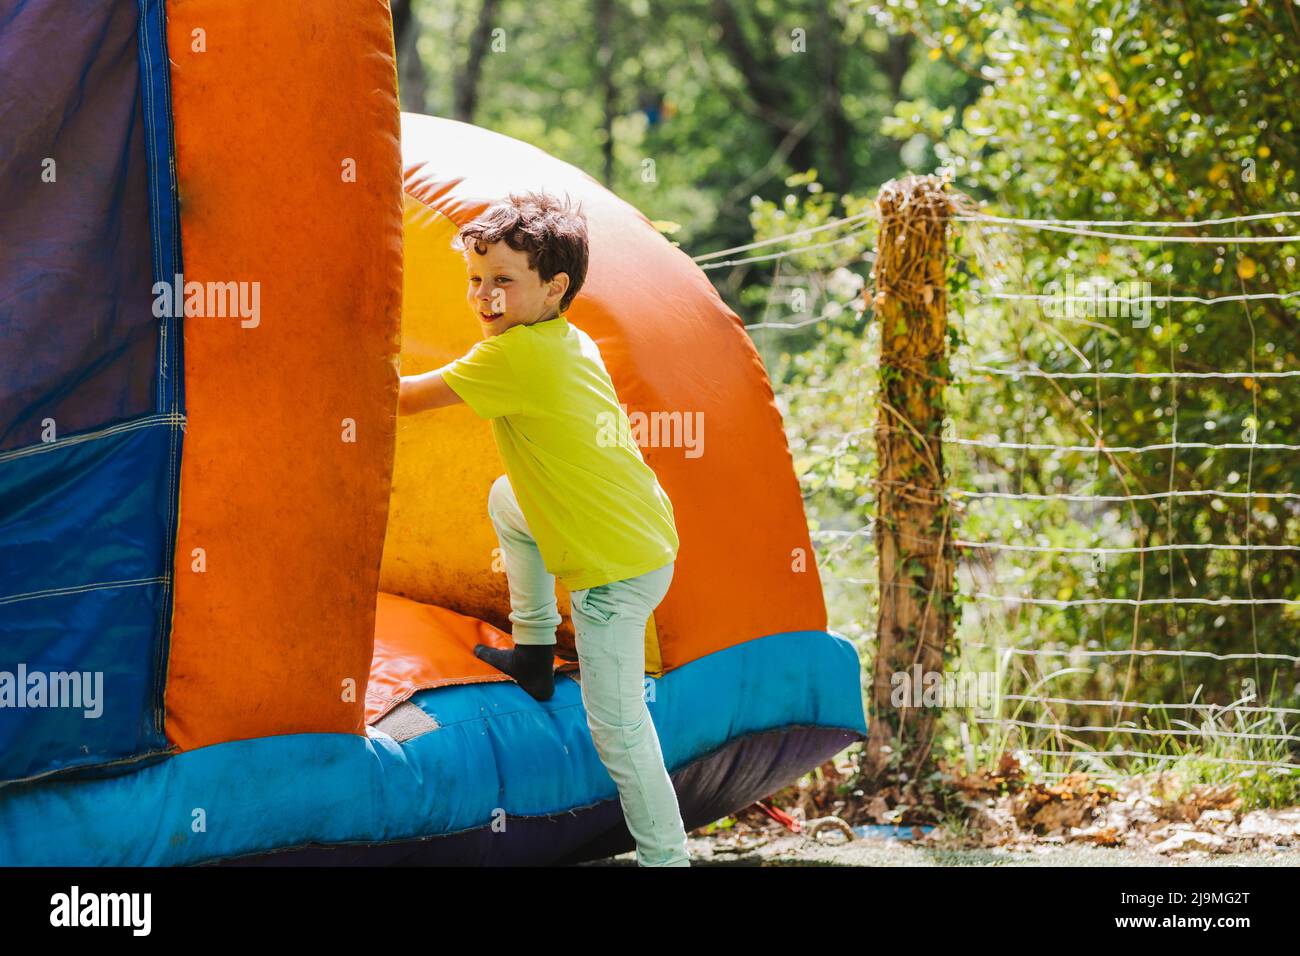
left=0, top=630, right=866, bottom=865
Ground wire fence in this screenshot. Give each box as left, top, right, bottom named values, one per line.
left=696, top=197, right=1300, bottom=781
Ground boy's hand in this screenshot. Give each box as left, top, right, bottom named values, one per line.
left=398, top=369, right=465, bottom=416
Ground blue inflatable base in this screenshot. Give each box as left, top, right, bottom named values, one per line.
left=0, top=630, right=866, bottom=866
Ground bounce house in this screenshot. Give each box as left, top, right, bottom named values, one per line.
left=0, top=2, right=866, bottom=865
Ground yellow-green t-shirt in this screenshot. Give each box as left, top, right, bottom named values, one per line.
left=441, top=314, right=679, bottom=592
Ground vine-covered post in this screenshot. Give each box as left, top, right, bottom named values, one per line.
left=866, top=174, right=957, bottom=782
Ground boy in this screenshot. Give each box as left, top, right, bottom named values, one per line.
left=396, top=192, right=690, bottom=867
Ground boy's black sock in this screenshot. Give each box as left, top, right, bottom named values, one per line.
left=473, top=642, right=556, bottom=702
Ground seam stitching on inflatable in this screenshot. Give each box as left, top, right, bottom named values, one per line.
left=0, top=575, right=168, bottom=608
left=0, top=414, right=185, bottom=465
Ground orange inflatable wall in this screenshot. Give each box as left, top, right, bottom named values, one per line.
left=383, top=115, right=825, bottom=675
left=163, top=3, right=404, bottom=750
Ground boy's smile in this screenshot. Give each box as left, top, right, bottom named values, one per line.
left=465, top=241, right=570, bottom=337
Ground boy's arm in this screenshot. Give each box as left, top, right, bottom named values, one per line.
left=398, top=366, right=465, bottom=416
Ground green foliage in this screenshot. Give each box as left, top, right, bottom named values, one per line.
left=867, top=0, right=1300, bottom=780
left=747, top=0, right=1300, bottom=783
left=409, top=0, right=970, bottom=295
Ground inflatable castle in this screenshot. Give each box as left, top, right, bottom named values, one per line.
left=0, top=1, right=866, bottom=865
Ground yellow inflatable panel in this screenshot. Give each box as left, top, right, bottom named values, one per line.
left=381, top=114, right=826, bottom=675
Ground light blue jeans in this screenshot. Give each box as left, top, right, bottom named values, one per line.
left=488, top=473, right=690, bottom=867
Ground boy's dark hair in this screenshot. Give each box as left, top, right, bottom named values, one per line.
left=453, top=192, right=589, bottom=313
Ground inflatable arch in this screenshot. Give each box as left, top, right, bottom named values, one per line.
left=0, top=1, right=865, bottom=865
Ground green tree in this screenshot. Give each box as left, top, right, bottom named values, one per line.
left=869, top=0, right=1300, bottom=768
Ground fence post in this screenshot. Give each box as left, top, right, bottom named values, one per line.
left=866, top=174, right=957, bottom=782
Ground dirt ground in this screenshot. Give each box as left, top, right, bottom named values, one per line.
left=585, top=832, right=1300, bottom=866
left=583, top=759, right=1300, bottom=866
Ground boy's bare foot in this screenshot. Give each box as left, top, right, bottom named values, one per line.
left=474, top=642, right=556, bottom=702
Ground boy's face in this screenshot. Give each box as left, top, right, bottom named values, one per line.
left=465, top=241, right=569, bottom=337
